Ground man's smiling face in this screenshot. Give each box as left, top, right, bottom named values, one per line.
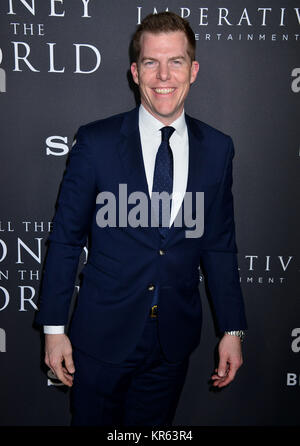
left=131, top=31, right=199, bottom=125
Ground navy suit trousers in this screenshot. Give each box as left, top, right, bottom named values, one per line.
left=70, top=316, right=189, bottom=426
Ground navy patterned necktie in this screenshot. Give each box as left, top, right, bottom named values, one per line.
left=152, top=126, right=175, bottom=237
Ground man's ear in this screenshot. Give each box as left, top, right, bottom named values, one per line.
left=130, top=62, right=139, bottom=85
left=190, top=61, right=199, bottom=85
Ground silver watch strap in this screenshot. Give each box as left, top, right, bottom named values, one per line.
left=224, top=330, right=245, bottom=341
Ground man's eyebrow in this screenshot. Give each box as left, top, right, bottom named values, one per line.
left=140, top=55, right=186, bottom=62
left=170, top=56, right=186, bottom=60
left=140, top=57, right=157, bottom=62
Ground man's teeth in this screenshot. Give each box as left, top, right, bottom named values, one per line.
left=154, top=88, right=175, bottom=94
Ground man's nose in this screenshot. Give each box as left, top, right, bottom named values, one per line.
left=156, top=62, right=170, bottom=81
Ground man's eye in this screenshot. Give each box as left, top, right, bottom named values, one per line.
left=144, top=61, right=155, bottom=66
left=172, top=60, right=182, bottom=65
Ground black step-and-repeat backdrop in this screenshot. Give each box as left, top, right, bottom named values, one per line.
left=0, top=0, right=299, bottom=426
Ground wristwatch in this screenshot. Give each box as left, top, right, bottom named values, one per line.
left=224, top=330, right=245, bottom=342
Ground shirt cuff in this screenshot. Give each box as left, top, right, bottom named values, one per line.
left=44, top=325, right=65, bottom=334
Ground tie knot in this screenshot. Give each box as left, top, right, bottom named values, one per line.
left=160, top=126, right=175, bottom=142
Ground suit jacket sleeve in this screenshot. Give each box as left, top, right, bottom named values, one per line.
left=200, top=137, right=247, bottom=333
left=35, top=126, right=97, bottom=326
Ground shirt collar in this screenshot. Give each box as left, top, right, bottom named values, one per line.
left=139, top=104, right=186, bottom=137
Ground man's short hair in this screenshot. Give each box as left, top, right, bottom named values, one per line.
left=132, top=12, right=196, bottom=63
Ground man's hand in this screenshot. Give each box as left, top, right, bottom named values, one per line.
left=211, top=334, right=243, bottom=388
left=45, top=334, right=75, bottom=387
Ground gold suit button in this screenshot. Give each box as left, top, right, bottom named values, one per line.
left=159, top=249, right=165, bottom=256
left=148, top=284, right=155, bottom=291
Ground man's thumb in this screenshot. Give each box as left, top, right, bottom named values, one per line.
left=65, top=354, right=75, bottom=374
left=217, top=359, right=227, bottom=377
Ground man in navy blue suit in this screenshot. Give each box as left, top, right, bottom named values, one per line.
left=36, top=12, right=247, bottom=425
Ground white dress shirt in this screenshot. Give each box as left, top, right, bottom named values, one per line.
left=44, top=105, right=189, bottom=334
left=139, top=105, right=189, bottom=226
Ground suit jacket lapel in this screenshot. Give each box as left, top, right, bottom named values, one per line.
left=118, top=107, right=149, bottom=197
left=117, top=107, right=160, bottom=244
left=185, top=113, right=205, bottom=195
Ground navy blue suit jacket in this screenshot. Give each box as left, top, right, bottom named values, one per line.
left=35, top=107, right=247, bottom=363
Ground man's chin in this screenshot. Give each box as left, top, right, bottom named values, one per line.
left=147, top=106, right=183, bottom=123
